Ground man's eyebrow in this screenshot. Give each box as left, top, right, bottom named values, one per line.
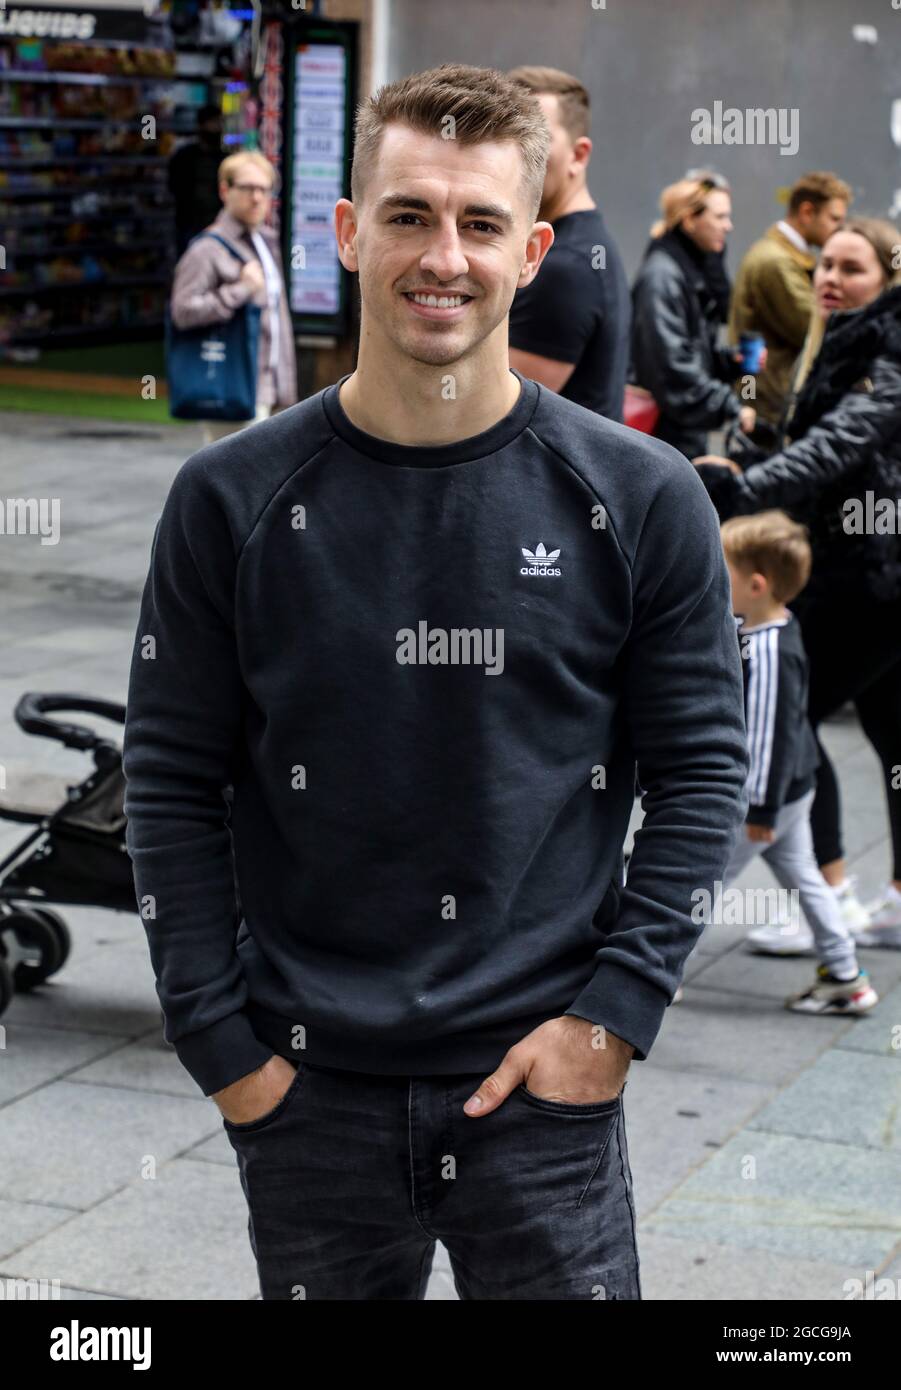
left=375, top=193, right=514, bottom=226
left=465, top=202, right=514, bottom=226
left=375, top=194, right=432, bottom=214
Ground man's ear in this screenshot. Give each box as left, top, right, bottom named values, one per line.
left=517, top=222, right=555, bottom=290
left=335, top=198, right=359, bottom=271
left=571, top=136, right=592, bottom=175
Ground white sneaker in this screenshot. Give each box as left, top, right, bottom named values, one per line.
left=786, top=965, right=879, bottom=1015
left=856, top=885, right=901, bottom=949
left=831, top=876, right=872, bottom=935
left=746, top=919, right=815, bottom=955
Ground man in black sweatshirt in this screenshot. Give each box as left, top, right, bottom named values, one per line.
left=123, top=63, right=749, bottom=1301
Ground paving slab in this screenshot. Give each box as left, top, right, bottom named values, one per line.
left=637, top=1231, right=868, bottom=1301
left=623, top=1065, right=772, bottom=1216
left=746, top=1049, right=901, bottom=1151
left=2, top=1158, right=258, bottom=1300
left=644, top=987, right=845, bottom=1086
left=644, top=1130, right=901, bottom=1266
left=0, top=1079, right=221, bottom=1209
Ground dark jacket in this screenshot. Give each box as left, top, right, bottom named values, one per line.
left=631, top=227, right=742, bottom=458
left=703, top=247, right=732, bottom=324
left=698, top=284, right=901, bottom=604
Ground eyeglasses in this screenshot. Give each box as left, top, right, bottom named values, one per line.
left=231, top=183, right=273, bottom=197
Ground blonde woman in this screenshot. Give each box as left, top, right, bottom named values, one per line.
left=696, top=218, right=901, bottom=946
left=630, top=175, right=754, bottom=456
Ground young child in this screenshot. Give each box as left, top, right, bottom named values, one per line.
left=676, top=510, right=877, bottom=1015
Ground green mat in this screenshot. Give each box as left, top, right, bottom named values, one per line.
left=0, top=385, right=188, bottom=424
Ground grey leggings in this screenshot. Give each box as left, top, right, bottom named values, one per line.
left=724, top=789, right=858, bottom=976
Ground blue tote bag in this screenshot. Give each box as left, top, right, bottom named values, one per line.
left=166, top=232, right=262, bottom=421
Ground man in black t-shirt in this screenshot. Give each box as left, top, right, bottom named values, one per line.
left=507, top=66, right=630, bottom=421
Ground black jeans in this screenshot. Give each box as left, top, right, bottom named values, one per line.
left=222, top=1061, right=641, bottom=1300
left=792, top=585, right=901, bottom=879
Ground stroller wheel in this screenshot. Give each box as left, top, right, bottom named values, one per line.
left=26, top=909, right=71, bottom=973
left=0, top=910, right=64, bottom=992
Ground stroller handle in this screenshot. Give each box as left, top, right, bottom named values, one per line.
left=14, top=692, right=126, bottom=752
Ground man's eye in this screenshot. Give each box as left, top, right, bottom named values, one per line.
left=390, top=214, right=423, bottom=226
left=467, top=221, right=501, bottom=234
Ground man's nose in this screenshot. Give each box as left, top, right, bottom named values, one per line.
left=418, top=226, right=470, bottom=280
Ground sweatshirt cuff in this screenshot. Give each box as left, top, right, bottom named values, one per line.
left=564, top=960, right=673, bottom=1062
left=172, top=1010, right=274, bottom=1097
left=746, top=808, right=777, bottom=828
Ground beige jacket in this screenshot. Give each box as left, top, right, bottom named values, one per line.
left=170, top=208, right=297, bottom=409
left=728, top=224, right=817, bottom=425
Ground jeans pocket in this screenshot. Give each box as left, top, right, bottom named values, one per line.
left=515, top=1082, right=622, bottom=1117
left=222, top=1060, right=306, bottom=1134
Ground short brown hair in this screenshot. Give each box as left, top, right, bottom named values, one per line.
left=351, top=63, right=551, bottom=220
left=506, top=65, right=590, bottom=142
left=721, top=511, right=812, bottom=604
left=787, top=171, right=851, bottom=215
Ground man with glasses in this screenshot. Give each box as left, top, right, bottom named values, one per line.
left=170, top=151, right=297, bottom=443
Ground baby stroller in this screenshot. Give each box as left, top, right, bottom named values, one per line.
left=0, top=693, right=136, bottom=1018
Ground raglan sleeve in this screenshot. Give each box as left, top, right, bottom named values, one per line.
left=122, top=455, right=274, bottom=1096
left=565, top=460, right=750, bottom=1059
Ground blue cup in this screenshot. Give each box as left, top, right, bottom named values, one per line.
left=739, top=332, right=766, bottom=374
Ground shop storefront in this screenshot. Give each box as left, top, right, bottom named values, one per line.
left=0, top=1, right=263, bottom=359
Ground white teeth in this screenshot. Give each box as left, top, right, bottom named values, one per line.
left=409, top=293, right=466, bottom=307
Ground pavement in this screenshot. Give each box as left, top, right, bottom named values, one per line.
left=0, top=409, right=899, bottom=1301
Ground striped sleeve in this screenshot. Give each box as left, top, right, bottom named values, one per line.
left=742, top=627, right=805, bottom=827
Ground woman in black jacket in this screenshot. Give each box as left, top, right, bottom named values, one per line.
left=695, top=218, right=901, bottom=943
left=631, top=176, right=755, bottom=457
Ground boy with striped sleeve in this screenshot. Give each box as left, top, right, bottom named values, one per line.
left=684, top=511, right=878, bottom=1015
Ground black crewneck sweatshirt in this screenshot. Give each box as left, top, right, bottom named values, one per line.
left=123, top=370, right=749, bottom=1096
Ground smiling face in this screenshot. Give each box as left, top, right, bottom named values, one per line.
left=814, top=229, right=886, bottom=316
left=336, top=122, right=548, bottom=368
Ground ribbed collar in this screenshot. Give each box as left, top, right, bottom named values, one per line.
left=321, top=368, right=540, bottom=467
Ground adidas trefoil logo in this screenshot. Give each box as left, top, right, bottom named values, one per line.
left=520, top=541, right=562, bottom=577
